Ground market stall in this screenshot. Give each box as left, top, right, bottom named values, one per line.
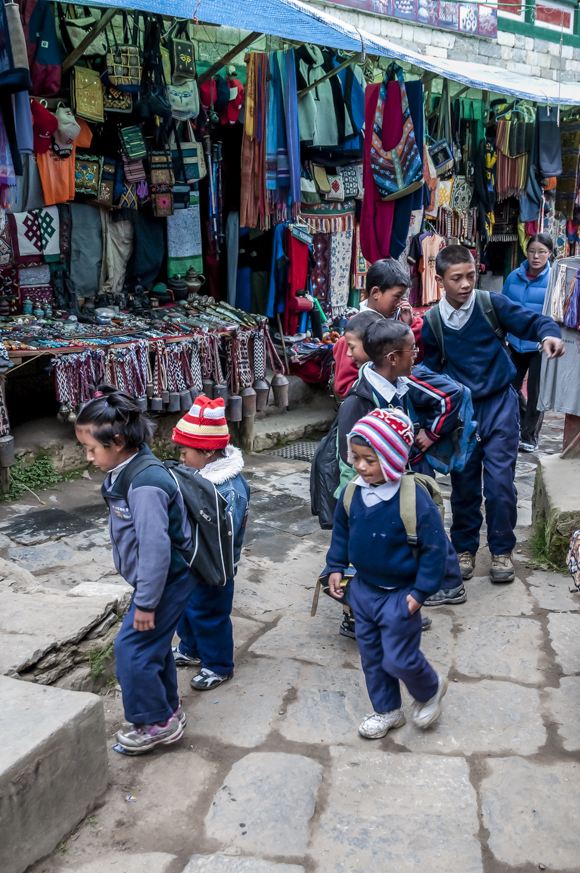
left=1, top=0, right=580, bottom=470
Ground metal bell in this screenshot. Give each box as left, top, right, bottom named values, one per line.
left=253, top=378, right=270, bottom=411
left=227, top=394, right=243, bottom=422
left=67, top=410, right=77, bottom=425
left=202, top=379, right=214, bottom=397
left=146, top=381, right=154, bottom=399
left=137, top=395, right=148, bottom=411
left=151, top=396, right=163, bottom=411
left=240, top=386, right=257, bottom=418
left=179, top=389, right=193, bottom=411
left=189, top=386, right=199, bottom=401
left=162, top=389, right=170, bottom=404
left=214, top=382, right=228, bottom=403
left=167, top=392, right=181, bottom=413
left=271, top=373, right=289, bottom=408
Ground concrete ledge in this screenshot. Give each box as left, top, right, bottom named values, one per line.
left=252, top=404, right=335, bottom=452
left=0, top=677, right=108, bottom=873
left=532, top=454, right=580, bottom=564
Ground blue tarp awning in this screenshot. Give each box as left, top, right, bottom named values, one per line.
left=76, top=0, right=580, bottom=104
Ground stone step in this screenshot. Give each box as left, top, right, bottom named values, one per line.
left=0, top=676, right=108, bottom=873
left=532, top=454, right=580, bottom=564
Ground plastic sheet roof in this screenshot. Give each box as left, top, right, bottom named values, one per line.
left=77, top=0, right=580, bottom=104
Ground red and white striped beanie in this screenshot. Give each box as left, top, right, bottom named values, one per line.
left=172, top=395, right=230, bottom=449
left=347, top=408, right=415, bottom=482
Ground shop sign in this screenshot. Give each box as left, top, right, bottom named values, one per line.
left=328, top=0, right=498, bottom=38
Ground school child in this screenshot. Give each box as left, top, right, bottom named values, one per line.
left=171, top=396, right=251, bottom=690
left=422, top=244, right=564, bottom=582
left=326, top=408, right=448, bottom=738
left=75, top=386, right=196, bottom=755
left=333, top=259, right=423, bottom=399
left=336, top=317, right=465, bottom=606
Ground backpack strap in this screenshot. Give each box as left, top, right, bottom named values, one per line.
left=399, top=473, right=418, bottom=547
left=424, top=304, right=447, bottom=366
left=343, top=479, right=358, bottom=517
left=115, top=455, right=168, bottom=504
left=475, top=289, right=505, bottom=343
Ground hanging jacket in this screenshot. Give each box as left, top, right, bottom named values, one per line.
left=502, top=259, right=552, bottom=354
left=197, top=445, right=251, bottom=566
left=17, top=0, right=61, bottom=96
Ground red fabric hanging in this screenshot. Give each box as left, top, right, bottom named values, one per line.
left=285, top=231, right=309, bottom=335
left=360, top=81, right=405, bottom=264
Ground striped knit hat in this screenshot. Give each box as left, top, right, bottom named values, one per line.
left=347, top=408, right=415, bottom=482
left=172, top=395, right=230, bottom=449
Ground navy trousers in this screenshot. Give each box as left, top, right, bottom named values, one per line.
left=450, top=387, right=519, bottom=556
left=115, top=567, right=196, bottom=725
left=350, top=577, right=439, bottom=713
left=411, top=455, right=464, bottom=591
left=177, top=577, right=235, bottom=676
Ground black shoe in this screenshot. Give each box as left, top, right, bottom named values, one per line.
left=423, top=585, right=467, bottom=606
left=190, top=668, right=234, bottom=691
left=339, top=614, right=356, bottom=639
left=421, top=613, right=432, bottom=630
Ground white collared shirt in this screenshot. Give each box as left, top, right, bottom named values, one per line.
left=438, top=291, right=476, bottom=330
left=109, top=454, right=137, bottom=485
left=363, top=363, right=410, bottom=403
left=355, top=475, right=401, bottom=506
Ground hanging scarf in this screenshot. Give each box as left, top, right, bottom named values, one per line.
left=282, top=49, right=301, bottom=215
left=0, top=107, right=16, bottom=210
left=370, top=64, right=423, bottom=202
left=496, top=120, right=529, bottom=201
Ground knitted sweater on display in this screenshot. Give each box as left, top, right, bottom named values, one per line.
left=421, top=291, right=561, bottom=400
left=325, top=483, right=446, bottom=604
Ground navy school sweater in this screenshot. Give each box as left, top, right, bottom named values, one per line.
left=325, top=482, right=446, bottom=604
left=421, top=291, right=561, bottom=401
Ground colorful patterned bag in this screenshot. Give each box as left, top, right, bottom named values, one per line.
left=370, top=63, right=423, bottom=202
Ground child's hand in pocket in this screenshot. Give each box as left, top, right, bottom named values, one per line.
left=328, top=572, right=344, bottom=599
left=134, top=608, right=155, bottom=631
left=406, top=594, right=421, bottom=615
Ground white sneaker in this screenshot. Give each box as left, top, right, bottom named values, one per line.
left=411, top=675, right=448, bottom=729
left=358, top=708, right=406, bottom=739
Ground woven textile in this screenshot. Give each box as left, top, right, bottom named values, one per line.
left=556, top=120, right=580, bottom=221
left=329, top=229, right=353, bottom=314
left=37, top=207, right=60, bottom=262
left=167, top=196, right=203, bottom=279
left=8, top=211, right=44, bottom=266
left=299, top=199, right=356, bottom=232
left=311, top=232, right=331, bottom=304
left=0, top=219, right=12, bottom=267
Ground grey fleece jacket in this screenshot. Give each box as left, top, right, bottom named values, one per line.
left=101, top=445, right=193, bottom=611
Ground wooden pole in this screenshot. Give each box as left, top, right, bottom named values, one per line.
left=240, top=414, right=255, bottom=453
left=297, top=53, right=360, bottom=99
left=198, top=31, right=261, bottom=84
left=276, top=313, right=290, bottom=375
left=62, top=8, right=117, bottom=71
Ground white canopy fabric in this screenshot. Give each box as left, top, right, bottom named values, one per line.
left=78, top=0, right=580, bottom=104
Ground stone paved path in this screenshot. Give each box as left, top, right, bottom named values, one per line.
left=16, top=412, right=580, bottom=873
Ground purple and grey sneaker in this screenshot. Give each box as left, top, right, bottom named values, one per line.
left=115, top=715, right=183, bottom=754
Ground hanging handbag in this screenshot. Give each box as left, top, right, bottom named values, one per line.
left=103, top=11, right=143, bottom=94
left=60, top=7, right=107, bottom=56
left=149, top=151, right=175, bottom=186
left=167, top=20, right=196, bottom=83
left=122, top=155, right=147, bottom=183
left=428, top=140, right=454, bottom=177
left=120, top=125, right=147, bottom=160
left=151, top=186, right=173, bottom=217
left=325, top=174, right=345, bottom=201
left=167, top=79, right=200, bottom=121
left=75, top=154, right=103, bottom=196
left=71, top=66, right=104, bottom=123
left=172, top=184, right=190, bottom=209
left=171, top=121, right=206, bottom=183
left=370, top=63, right=424, bottom=202
left=338, top=165, right=360, bottom=199
left=134, top=14, right=171, bottom=124
left=1, top=0, right=31, bottom=93
left=96, top=158, right=116, bottom=208
left=103, top=85, right=133, bottom=113
left=430, top=78, right=455, bottom=178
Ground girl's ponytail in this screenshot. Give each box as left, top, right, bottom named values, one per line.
left=76, top=385, right=155, bottom=448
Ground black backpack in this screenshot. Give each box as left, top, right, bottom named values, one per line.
left=116, top=455, right=235, bottom=586
left=310, top=418, right=341, bottom=530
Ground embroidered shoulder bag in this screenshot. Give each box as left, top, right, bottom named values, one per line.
left=370, top=63, right=423, bottom=202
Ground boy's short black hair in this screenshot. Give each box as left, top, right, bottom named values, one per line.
left=363, top=319, right=412, bottom=366
left=76, top=384, right=155, bottom=448
left=344, top=309, right=383, bottom=340
left=435, top=245, right=475, bottom=277
left=350, top=434, right=372, bottom=448
left=527, top=232, right=554, bottom=253
left=366, top=258, right=409, bottom=293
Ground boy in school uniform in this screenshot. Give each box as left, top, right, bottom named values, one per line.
left=421, top=245, right=564, bottom=582
left=333, top=259, right=423, bottom=399
left=327, top=408, right=448, bottom=739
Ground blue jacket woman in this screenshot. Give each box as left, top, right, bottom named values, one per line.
left=502, top=233, right=553, bottom=451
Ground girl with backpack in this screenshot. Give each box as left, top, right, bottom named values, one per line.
left=75, top=386, right=196, bottom=755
